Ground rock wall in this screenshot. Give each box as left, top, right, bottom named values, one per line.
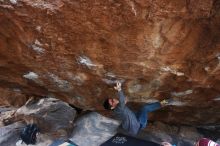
left=0, top=0, right=220, bottom=125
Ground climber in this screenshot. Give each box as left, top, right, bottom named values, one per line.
left=103, top=81, right=171, bottom=135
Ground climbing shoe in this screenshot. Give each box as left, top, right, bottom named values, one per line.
left=160, top=98, right=173, bottom=106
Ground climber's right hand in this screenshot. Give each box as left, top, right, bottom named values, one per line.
left=114, top=81, right=121, bottom=91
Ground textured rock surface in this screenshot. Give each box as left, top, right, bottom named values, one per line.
left=15, top=97, right=76, bottom=138
left=0, top=122, right=25, bottom=146
left=136, top=122, right=203, bottom=146
left=0, top=106, right=17, bottom=126
left=0, top=0, right=220, bottom=126
left=0, top=87, right=28, bottom=107
left=70, top=112, right=120, bottom=146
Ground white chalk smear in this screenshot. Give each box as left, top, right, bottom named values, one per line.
left=167, top=100, right=187, bottom=106
left=105, top=72, right=116, bottom=78
left=153, top=35, right=163, bottom=49
left=216, top=53, right=220, bottom=59
left=213, top=97, right=220, bottom=101
left=32, top=45, right=45, bottom=53
left=13, top=88, right=21, bottom=92
left=29, top=1, right=61, bottom=12
left=36, top=26, right=41, bottom=32
left=204, top=66, right=210, bottom=72
left=171, top=90, right=193, bottom=97
left=34, top=39, right=42, bottom=46
left=161, top=66, right=185, bottom=76
left=10, top=0, right=17, bottom=4
left=48, top=73, right=72, bottom=90
left=23, top=72, right=38, bottom=80
left=129, top=1, right=137, bottom=16
left=145, top=99, right=159, bottom=103
left=31, top=39, right=45, bottom=54
left=77, top=56, right=97, bottom=69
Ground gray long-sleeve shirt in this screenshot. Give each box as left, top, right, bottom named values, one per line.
left=113, top=90, right=140, bottom=135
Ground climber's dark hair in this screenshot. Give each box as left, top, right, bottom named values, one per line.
left=103, top=98, right=111, bottom=110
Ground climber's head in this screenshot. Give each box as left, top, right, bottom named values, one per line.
left=103, top=98, right=119, bottom=110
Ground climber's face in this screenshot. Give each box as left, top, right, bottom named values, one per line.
left=108, top=98, right=119, bottom=110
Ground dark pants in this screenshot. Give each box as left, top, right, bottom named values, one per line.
left=136, top=102, right=161, bottom=129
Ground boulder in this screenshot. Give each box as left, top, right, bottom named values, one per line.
left=131, top=121, right=203, bottom=146
left=70, top=112, right=120, bottom=146
left=0, top=0, right=220, bottom=126
left=0, top=122, right=25, bottom=146
left=179, top=126, right=203, bottom=142
left=0, top=106, right=17, bottom=127
left=15, top=97, right=77, bottom=138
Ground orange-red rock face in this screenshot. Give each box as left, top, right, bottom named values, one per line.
left=0, top=0, right=220, bottom=125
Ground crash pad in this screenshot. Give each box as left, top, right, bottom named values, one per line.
left=101, top=133, right=160, bottom=146
left=49, top=139, right=77, bottom=146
